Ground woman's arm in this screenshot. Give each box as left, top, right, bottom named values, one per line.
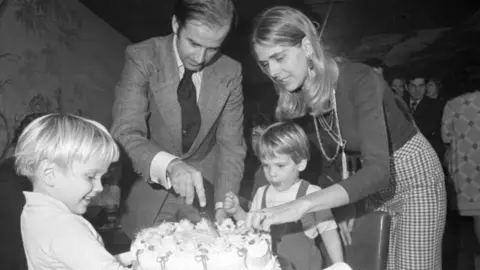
left=337, top=66, right=391, bottom=202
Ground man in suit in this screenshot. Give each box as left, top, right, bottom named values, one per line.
left=111, top=0, right=246, bottom=238
left=407, top=76, right=445, bottom=159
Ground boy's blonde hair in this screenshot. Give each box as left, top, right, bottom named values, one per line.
left=255, top=121, right=310, bottom=164
left=15, top=113, right=119, bottom=178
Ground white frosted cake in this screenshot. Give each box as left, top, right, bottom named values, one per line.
left=131, top=218, right=280, bottom=270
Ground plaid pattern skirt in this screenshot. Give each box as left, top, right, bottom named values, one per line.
left=366, top=132, right=446, bottom=270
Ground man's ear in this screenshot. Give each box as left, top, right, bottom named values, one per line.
left=172, top=15, right=179, bottom=35
left=301, top=37, right=314, bottom=57
left=38, top=160, right=57, bottom=187
left=297, top=159, right=308, bottom=172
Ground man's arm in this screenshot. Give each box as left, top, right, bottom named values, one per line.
left=214, top=66, right=247, bottom=208
left=110, top=44, right=176, bottom=188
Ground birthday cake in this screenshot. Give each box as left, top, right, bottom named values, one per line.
left=131, top=218, right=280, bottom=270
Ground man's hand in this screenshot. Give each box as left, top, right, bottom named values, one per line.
left=166, top=159, right=206, bottom=207
left=215, top=208, right=228, bottom=224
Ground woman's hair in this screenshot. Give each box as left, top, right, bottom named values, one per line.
left=251, top=6, right=339, bottom=120
left=15, top=113, right=119, bottom=178
left=427, top=78, right=442, bottom=90
left=255, top=121, right=310, bottom=164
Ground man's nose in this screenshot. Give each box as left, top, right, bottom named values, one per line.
left=195, top=48, right=207, bottom=64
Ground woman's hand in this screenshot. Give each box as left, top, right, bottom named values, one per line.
left=245, top=199, right=310, bottom=231
left=335, top=204, right=356, bottom=246
left=338, top=217, right=355, bottom=246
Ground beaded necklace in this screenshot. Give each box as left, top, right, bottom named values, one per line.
left=312, top=90, right=349, bottom=180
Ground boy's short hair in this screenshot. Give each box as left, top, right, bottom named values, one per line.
left=255, top=121, right=310, bottom=164
left=14, top=113, right=119, bottom=178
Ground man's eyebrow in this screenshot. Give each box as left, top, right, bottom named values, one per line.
left=188, top=38, right=220, bottom=50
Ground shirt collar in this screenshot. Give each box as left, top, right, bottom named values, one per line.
left=173, top=35, right=183, bottom=70
left=23, top=191, right=71, bottom=213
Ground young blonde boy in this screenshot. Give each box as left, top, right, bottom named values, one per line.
left=224, top=122, right=343, bottom=270
left=15, top=114, right=134, bottom=269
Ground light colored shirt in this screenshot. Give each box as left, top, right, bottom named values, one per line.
left=250, top=181, right=338, bottom=239
left=149, top=35, right=203, bottom=190
left=21, top=192, right=130, bottom=270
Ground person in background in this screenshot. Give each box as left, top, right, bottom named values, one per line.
left=111, top=0, right=246, bottom=237
left=246, top=6, right=446, bottom=269
left=407, top=75, right=445, bottom=159
left=0, top=112, right=45, bottom=270
left=426, top=78, right=443, bottom=100
left=442, top=88, right=480, bottom=269
left=391, top=77, right=410, bottom=104
left=16, top=114, right=134, bottom=269
left=225, top=121, right=343, bottom=270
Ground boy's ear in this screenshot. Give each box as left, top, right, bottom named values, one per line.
left=296, top=159, right=307, bottom=172
left=38, top=160, right=57, bottom=187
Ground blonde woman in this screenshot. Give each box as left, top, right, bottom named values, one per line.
left=246, top=6, right=446, bottom=269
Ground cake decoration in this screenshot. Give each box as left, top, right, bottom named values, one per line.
left=131, top=218, right=280, bottom=270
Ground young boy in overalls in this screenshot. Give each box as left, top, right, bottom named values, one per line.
left=224, top=121, right=343, bottom=270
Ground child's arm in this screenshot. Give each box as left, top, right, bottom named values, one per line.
left=321, top=229, right=344, bottom=263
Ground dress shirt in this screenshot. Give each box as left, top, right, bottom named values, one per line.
left=149, top=35, right=203, bottom=190
left=21, top=192, right=130, bottom=270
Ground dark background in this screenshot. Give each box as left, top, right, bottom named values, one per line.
left=79, top=0, right=480, bottom=100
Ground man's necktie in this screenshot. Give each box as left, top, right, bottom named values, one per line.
left=410, top=101, right=418, bottom=113
left=177, top=69, right=201, bottom=154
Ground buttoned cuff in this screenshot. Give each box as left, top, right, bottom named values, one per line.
left=150, top=151, right=179, bottom=189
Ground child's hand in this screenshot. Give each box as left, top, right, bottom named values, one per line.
left=223, top=192, right=240, bottom=216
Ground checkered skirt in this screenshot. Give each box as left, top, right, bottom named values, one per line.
left=366, top=132, right=446, bottom=270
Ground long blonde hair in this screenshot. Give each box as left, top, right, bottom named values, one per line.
left=251, top=6, right=339, bottom=120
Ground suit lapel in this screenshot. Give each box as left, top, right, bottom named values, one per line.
left=149, top=35, right=183, bottom=154
left=149, top=37, right=233, bottom=156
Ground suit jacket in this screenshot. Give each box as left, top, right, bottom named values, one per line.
left=409, top=97, right=445, bottom=158
left=111, top=35, right=246, bottom=230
